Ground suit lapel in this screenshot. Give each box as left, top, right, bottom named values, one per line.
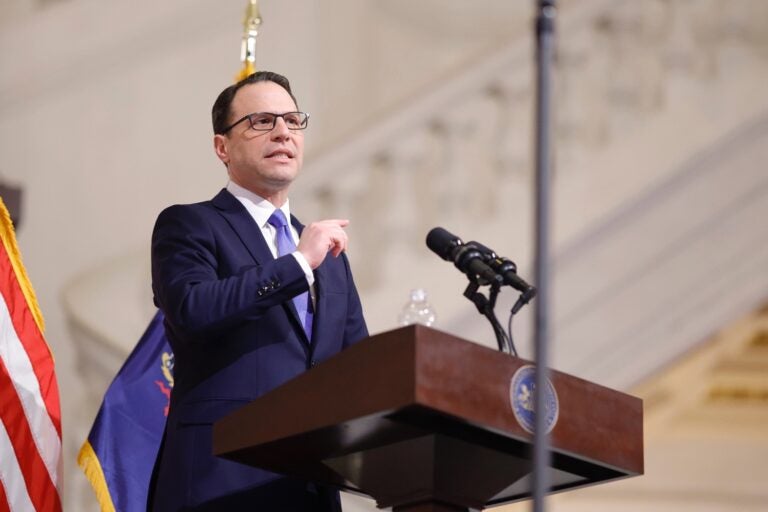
left=310, top=263, right=328, bottom=350
left=212, top=189, right=310, bottom=346
left=212, top=189, right=273, bottom=265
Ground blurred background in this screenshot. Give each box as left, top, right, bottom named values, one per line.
left=1, top=0, right=767, bottom=510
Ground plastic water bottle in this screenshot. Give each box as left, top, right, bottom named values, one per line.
left=397, top=288, right=437, bottom=327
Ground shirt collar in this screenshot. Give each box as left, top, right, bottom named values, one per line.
left=226, top=180, right=291, bottom=228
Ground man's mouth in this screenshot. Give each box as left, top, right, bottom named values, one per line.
left=265, top=149, right=294, bottom=159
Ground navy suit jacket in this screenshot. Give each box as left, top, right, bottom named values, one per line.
left=149, top=189, right=368, bottom=511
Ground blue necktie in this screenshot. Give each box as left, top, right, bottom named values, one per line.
left=267, top=209, right=313, bottom=340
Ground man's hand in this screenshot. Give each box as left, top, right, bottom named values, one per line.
left=297, top=219, right=350, bottom=269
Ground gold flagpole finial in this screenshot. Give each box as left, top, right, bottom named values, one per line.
left=236, top=0, right=262, bottom=82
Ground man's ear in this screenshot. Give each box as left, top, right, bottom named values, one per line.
left=213, top=134, right=229, bottom=165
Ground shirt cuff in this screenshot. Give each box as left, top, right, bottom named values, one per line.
left=291, top=251, right=315, bottom=286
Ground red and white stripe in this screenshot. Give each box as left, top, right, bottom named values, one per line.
left=0, top=239, right=62, bottom=512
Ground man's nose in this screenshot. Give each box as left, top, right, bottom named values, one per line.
left=270, top=117, right=291, bottom=140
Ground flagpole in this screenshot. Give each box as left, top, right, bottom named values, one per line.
left=532, top=1, right=556, bottom=512
left=237, top=0, right=262, bottom=81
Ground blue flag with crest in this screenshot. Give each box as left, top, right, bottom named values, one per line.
left=78, top=310, right=173, bottom=512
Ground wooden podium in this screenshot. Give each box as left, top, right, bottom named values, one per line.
left=213, top=326, right=643, bottom=511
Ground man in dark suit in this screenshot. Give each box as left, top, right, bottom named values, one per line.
left=148, top=71, right=368, bottom=511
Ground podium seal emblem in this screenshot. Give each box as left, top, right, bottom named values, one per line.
left=509, top=365, right=559, bottom=435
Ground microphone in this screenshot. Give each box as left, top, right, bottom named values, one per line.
left=426, top=228, right=502, bottom=286
left=469, top=241, right=537, bottom=303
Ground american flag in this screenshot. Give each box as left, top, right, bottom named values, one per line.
left=0, top=198, right=62, bottom=512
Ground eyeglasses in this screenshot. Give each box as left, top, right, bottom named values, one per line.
left=222, top=111, right=309, bottom=133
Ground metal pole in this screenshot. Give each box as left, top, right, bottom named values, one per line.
left=532, top=2, right=556, bottom=512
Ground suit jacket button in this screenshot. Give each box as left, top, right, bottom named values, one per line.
left=310, top=360, right=317, bottom=368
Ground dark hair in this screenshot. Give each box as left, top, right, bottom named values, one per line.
left=211, top=71, right=299, bottom=135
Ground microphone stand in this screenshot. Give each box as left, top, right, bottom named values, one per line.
left=532, top=1, right=556, bottom=512
left=462, top=281, right=511, bottom=354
